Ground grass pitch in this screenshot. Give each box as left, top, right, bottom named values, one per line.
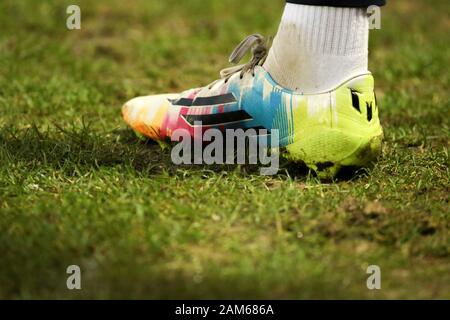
left=0, top=0, right=448, bottom=299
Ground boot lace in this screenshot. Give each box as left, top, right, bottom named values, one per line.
left=207, top=34, right=271, bottom=89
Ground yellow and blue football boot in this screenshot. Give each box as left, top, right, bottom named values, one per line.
left=122, top=34, right=383, bottom=178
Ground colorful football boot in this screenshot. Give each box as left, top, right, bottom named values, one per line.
left=122, top=34, right=383, bottom=177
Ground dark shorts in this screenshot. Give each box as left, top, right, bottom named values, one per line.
left=286, top=0, right=385, bottom=7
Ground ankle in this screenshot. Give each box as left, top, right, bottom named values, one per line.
left=264, top=3, right=369, bottom=93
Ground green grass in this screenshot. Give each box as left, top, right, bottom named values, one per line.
left=0, top=0, right=449, bottom=299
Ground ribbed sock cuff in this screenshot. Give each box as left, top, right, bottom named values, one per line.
left=280, top=3, right=368, bottom=56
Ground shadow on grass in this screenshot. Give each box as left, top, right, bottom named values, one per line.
left=0, top=123, right=369, bottom=181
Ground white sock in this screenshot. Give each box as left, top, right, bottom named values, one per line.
left=264, top=3, right=369, bottom=93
